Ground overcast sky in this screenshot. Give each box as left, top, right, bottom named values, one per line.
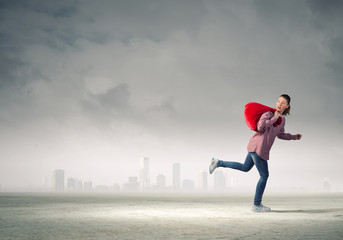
left=1, top=0, right=342, bottom=191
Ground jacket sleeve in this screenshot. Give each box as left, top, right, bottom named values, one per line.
left=277, top=120, right=296, bottom=140
left=257, top=112, right=278, bottom=132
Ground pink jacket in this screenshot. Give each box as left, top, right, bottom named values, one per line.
left=247, top=111, right=296, bottom=160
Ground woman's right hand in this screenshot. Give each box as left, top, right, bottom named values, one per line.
left=274, top=111, right=281, bottom=118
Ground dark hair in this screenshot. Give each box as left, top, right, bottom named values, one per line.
left=280, top=94, right=291, bottom=116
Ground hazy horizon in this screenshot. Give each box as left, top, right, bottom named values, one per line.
left=1, top=1, right=343, bottom=191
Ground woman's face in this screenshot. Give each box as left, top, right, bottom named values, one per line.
left=276, top=97, right=289, bottom=114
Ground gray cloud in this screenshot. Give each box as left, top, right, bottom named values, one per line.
left=0, top=0, right=342, bottom=189
left=148, top=96, right=176, bottom=114
left=307, top=0, right=343, bottom=82
left=0, top=54, right=25, bottom=89
left=94, top=83, right=130, bottom=111
left=80, top=83, right=133, bottom=129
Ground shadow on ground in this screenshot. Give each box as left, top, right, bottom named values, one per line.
left=272, top=208, right=343, bottom=214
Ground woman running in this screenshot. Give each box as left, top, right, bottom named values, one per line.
left=209, top=94, right=302, bottom=212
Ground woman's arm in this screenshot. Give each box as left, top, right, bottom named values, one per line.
left=257, top=111, right=278, bottom=132
left=277, top=125, right=295, bottom=140
left=277, top=117, right=302, bottom=140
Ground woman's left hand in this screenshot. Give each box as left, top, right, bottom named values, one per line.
left=295, top=134, right=302, bottom=140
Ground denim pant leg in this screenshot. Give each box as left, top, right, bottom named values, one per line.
left=251, top=152, right=269, bottom=205
left=217, top=153, right=255, bottom=172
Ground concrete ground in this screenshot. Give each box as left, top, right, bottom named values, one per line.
left=0, top=192, right=342, bottom=239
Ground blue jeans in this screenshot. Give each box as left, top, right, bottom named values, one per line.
left=217, top=152, right=269, bottom=205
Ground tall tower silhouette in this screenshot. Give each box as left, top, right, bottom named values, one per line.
left=140, top=157, right=150, bottom=189
left=53, top=169, right=65, bottom=192
left=172, top=163, right=181, bottom=190
left=214, top=170, right=226, bottom=191
left=198, top=170, right=208, bottom=191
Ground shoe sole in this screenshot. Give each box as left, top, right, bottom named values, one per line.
left=209, top=159, right=217, bottom=174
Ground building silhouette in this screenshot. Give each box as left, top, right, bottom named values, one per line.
left=140, top=157, right=150, bottom=189
left=110, top=184, right=120, bottom=192
left=157, top=174, right=166, bottom=189
left=123, top=177, right=140, bottom=192
left=67, top=177, right=83, bottom=192
left=83, top=181, right=93, bottom=192
left=172, top=163, right=181, bottom=190
left=67, top=177, right=76, bottom=190
left=198, top=170, right=208, bottom=191
left=323, top=178, right=331, bottom=192
left=214, top=170, right=226, bottom=191
left=53, top=169, right=65, bottom=192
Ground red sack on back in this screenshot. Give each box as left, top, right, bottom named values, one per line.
left=244, top=102, right=281, bottom=132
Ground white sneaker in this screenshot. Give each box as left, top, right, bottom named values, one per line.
left=209, top=158, right=219, bottom=174
left=252, top=204, right=271, bottom=212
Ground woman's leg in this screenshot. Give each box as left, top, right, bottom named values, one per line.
left=250, top=152, right=269, bottom=206
left=217, top=153, right=255, bottom=172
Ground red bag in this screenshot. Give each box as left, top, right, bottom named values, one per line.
left=244, top=102, right=281, bottom=132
